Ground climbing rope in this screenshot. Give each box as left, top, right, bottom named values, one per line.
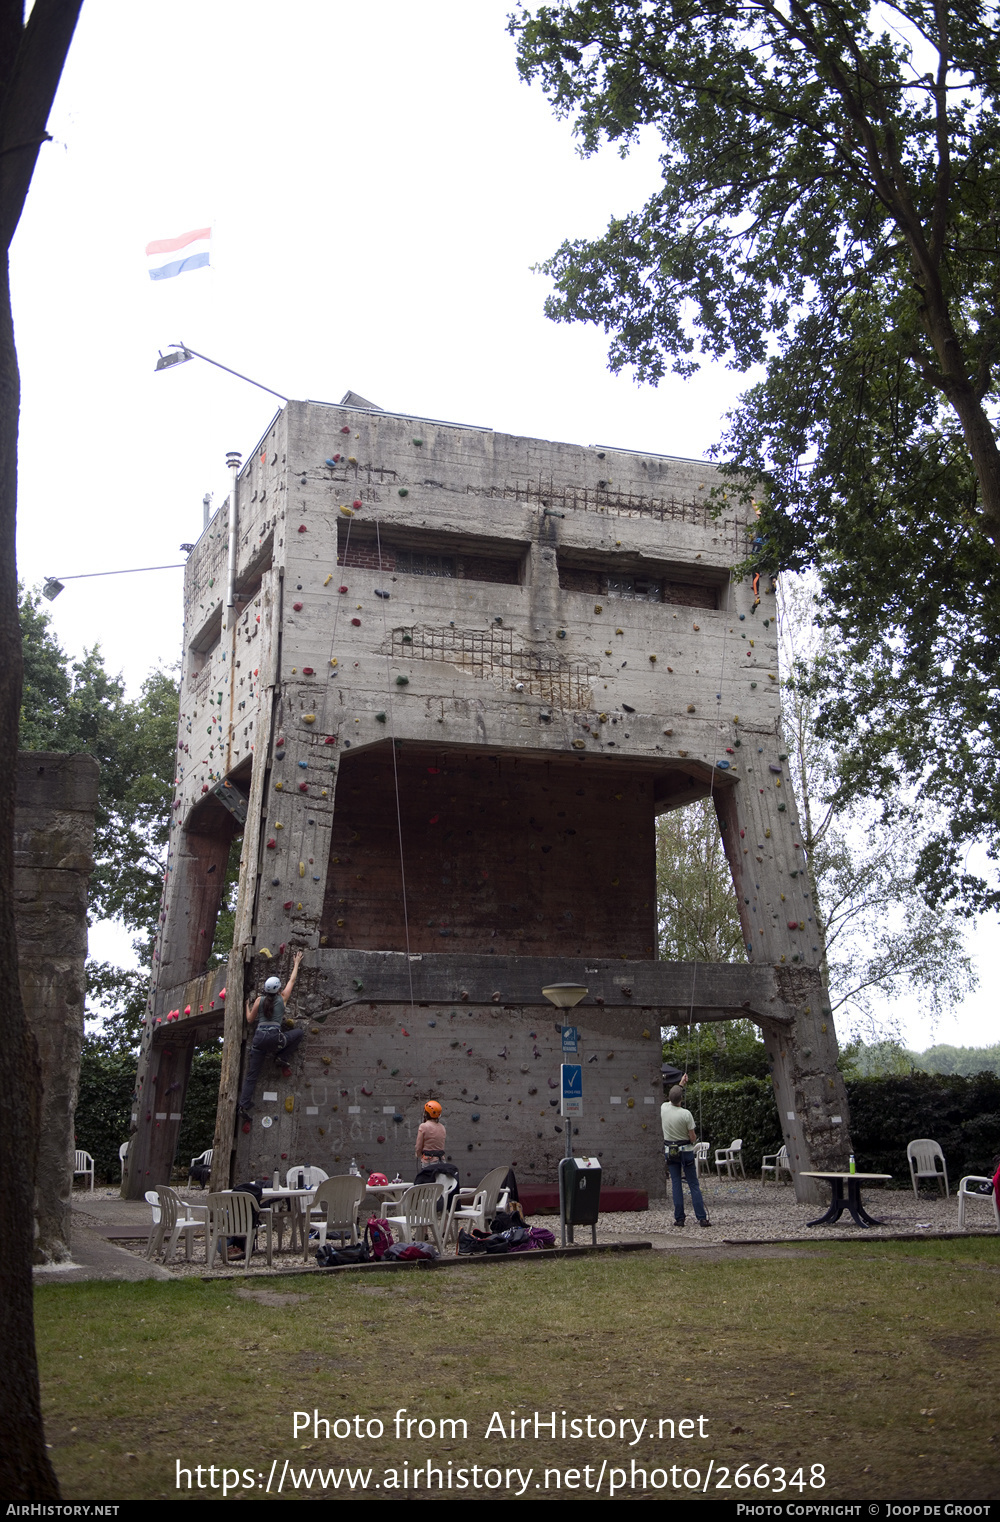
left=372, top=514, right=416, bottom=1023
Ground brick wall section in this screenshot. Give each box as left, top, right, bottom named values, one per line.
left=319, top=743, right=657, bottom=957
left=664, top=581, right=718, bottom=609
left=338, top=539, right=520, bottom=585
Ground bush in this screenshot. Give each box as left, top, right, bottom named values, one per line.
left=686, top=1070, right=1000, bottom=1185
left=845, top=1071, right=1000, bottom=1184
left=75, top=1040, right=222, bottom=1186
left=685, top=1077, right=778, bottom=1174
left=74, top=1041, right=136, bottom=1185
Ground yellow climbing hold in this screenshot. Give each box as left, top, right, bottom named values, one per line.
left=285, top=1096, right=294, bottom=1113
left=330, top=658, right=338, bottom=667
left=274, top=781, right=283, bottom=791
left=259, top=947, right=273, bottom=959
left=303, top=713, right=316, bottom=724
left=324, top=574, right=333, bottom=586
left=340, top=506, right=354, bottom=516
left=299, top=861, right=306, bottom=877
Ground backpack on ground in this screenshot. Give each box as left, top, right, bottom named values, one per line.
left=364, top=1217, right=394, bottom=1259
left=315, top=1241, right=369, bottom=1267
left=383, top=1241, right=438, bottom=1261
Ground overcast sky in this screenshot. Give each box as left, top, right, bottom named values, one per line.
left=12, top=0, right=994, bottom=1053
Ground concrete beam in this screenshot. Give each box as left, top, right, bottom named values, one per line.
left=299, top=950, right=792, bottom=1020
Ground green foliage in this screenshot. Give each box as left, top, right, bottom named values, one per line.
left=846, top=1071, right=1000, bottom=1182
left=177, top=1046, right=222, bottom=1169
left=84, top=964, right=148, bottom=1056
left=512, top=0, right=1000, bottom=905
left=910, top=1042, right=1000, bottom=1078
left=74, top=1040, right=136, bottom=1187
left=656, top=800, right=745, bottom=961
left=74, top=1040, right=221, bottom=1186
left=663, top=1019, right=769, bottom=1082
left=684, top=1077, right=779, bottom=1174
left=19, top=583, right=178, bottom=947
left=688, top=1070, right=1000, bottom=1181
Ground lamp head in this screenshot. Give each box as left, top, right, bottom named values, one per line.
left=42, top=578, right=64, bottom=601
left=154, top=347, right=193, bottom=373
left=541, top=983, right=588, bottom=1010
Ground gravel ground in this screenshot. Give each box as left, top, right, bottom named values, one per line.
left=596, top=1174, right=996, bottom=1243
left=73, top=1177, right=998, bottom=1280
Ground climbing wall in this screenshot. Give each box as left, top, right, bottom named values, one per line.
left=131, top=397, right=852, bottom=1202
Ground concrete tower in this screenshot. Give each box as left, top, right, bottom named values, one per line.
left=124, top=396, right=851, bottom=1202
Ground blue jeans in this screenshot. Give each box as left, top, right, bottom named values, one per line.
left=667, top=1149, right=707, bottom=1223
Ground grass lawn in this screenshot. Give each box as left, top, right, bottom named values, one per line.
left=36, top=1238, right=1000, bottom=1502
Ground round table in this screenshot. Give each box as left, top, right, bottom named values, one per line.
left=800, top=1171, right=892, bottom=1228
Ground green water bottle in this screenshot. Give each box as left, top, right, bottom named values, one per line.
left=849, top=1153, right=856, bottom=1174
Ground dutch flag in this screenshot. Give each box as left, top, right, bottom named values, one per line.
left=146, top=226, right=211, bottom=281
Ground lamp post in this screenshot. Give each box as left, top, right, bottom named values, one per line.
left=542, top=983, right=591, bottom=1246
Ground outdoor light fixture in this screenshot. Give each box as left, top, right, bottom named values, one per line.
left=153, top=341, right=289, bottom=402
left=154, top=347, right=193, bottom=372
left=40, top=564, right=185, bottom=600
left=541, top=983, right=588, bottom=1010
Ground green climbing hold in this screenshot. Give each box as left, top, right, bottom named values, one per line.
left=375, top=711, right=387, bottom=722
left=395, top=675, right=409, bottom=686
left=398, top=487, right=409, bottom=497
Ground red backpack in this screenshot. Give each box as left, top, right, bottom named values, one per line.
left=364, top=1217, right=394, bottom=1259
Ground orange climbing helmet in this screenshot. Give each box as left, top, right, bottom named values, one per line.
left=423, top=1100, right=442, bottom=1120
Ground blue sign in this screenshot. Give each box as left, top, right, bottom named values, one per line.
left=561, top=1025, right=579, bottom=1053
left=561, top=1063, right=583, bottom=1099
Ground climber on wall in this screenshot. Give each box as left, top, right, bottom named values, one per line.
left=238, top=949, right=305, bottom=1116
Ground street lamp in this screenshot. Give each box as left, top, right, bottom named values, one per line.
left=154, top=341, right=289, bottom=403
left=41, top=562, right=187, bottom=600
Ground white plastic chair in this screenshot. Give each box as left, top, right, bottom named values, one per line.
left=386, top=1183, right=446, bottom=1251
left=190, top=1147, right=214, bottom=1171
left=205, top=1191, right=273, bottom=1269
left=761, top=1143, right=792, bottom=1185
left=907, top=1138, right=949, bottom=1198
left=715, top=1139, right=745, bottom=1178
left=73, top=1150, right=95, bottom=1190
left=449, top=1166, right=511, bottom=1239
left=694, top=1141, right=711, bottom=1178
left=118, top=1142, right=130, bottom=1181
left=308, top=1176, right=367, bottom=1259
left=144, top=1190, right=165, bottom=1260
left=285, top=1165, right=328, bottom=1189
left=957, top=1176, right=999, bottom=1230
left=152, top=1185, right=208, bottom=1264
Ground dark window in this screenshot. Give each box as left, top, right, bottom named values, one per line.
left=396, top=551, right=456, bottom=578
left=607, top=574, right=662, bottom=602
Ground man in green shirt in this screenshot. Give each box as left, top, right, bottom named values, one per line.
left=660, top=1084, right=711, bottom=1228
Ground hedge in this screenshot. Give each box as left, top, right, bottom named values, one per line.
left=687, top=1071, right=1000, bottom=1185
left=74, top=1042, right=222, bottom=1186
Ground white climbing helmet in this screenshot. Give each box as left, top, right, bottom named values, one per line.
left=263, top=976, right=282, bottom=994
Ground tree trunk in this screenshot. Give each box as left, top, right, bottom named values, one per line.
left=0, top=252, right=58, bottom=1501
left=0, top=1, right=85, bottom=1498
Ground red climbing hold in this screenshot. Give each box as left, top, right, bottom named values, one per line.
left=340, top=425, right=351, bottom=434
left=242, top=1119, right=252, bottom=1134
left=345, top=1028, right=354, bottom=1035
left=377, top=1135, right=385, bottom=1144
left=299, top=782, right=308, bottom=792
left=284, top=900, right=294, bottom=910
left=353, top=499, right=362, bottom=508
left=351, top=617, right=361, bottom=626
left=324, top=735, right=336, bottom=745
left=276, top=737, right=285, bottom=747
left=302, top=666, right=315, bottom=676
left=298, top=524, right=307, bottom=533
left=279, top=942, right=286, bottom=954
left=429, top=815, right=439, bottom=824
left=266, top=838, right=277, bottom=849
left=201, top=784, right=208, bottom=793
left=339, top=585, right=348, bottom=593
left=427, top=766, right=440, bottom=774
left=293, top=602, right=303, bottom=611
left=401, top=1028, right=409, bottom=1037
